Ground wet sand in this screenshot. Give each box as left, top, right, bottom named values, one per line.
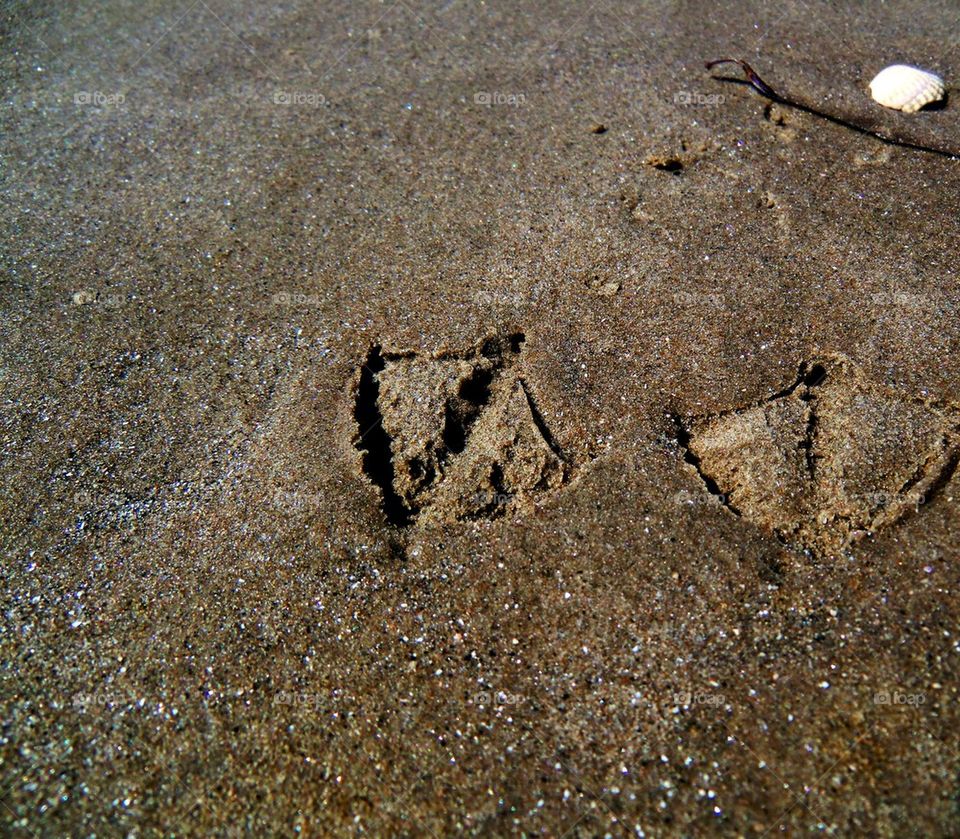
left=2, top=1, right=960, bottom=835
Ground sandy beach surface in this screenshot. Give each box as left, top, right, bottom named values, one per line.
left=3, top=1, right=960, bottom=835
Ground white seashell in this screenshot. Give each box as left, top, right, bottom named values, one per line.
left=869, top=64, right=945, bottom=113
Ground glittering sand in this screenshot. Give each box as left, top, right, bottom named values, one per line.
left=2, top=1, right=960, bottom=835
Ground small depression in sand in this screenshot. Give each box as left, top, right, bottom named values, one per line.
left=353, top=333, right=578, bottom=527
left=676, top=355, right=960, bottom=555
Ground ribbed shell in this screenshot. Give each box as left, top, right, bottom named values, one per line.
left=869, top=64, right=945, bottom=113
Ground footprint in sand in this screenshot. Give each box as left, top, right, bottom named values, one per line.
left=675, top=355, right=960, bottom=555
left=353, top=333, right=578, bottom=527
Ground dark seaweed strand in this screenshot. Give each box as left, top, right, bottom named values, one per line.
left=705, top=58, right=959, bottom=160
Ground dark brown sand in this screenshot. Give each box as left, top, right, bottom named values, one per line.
left=2, top=1, right=960, bottom=835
